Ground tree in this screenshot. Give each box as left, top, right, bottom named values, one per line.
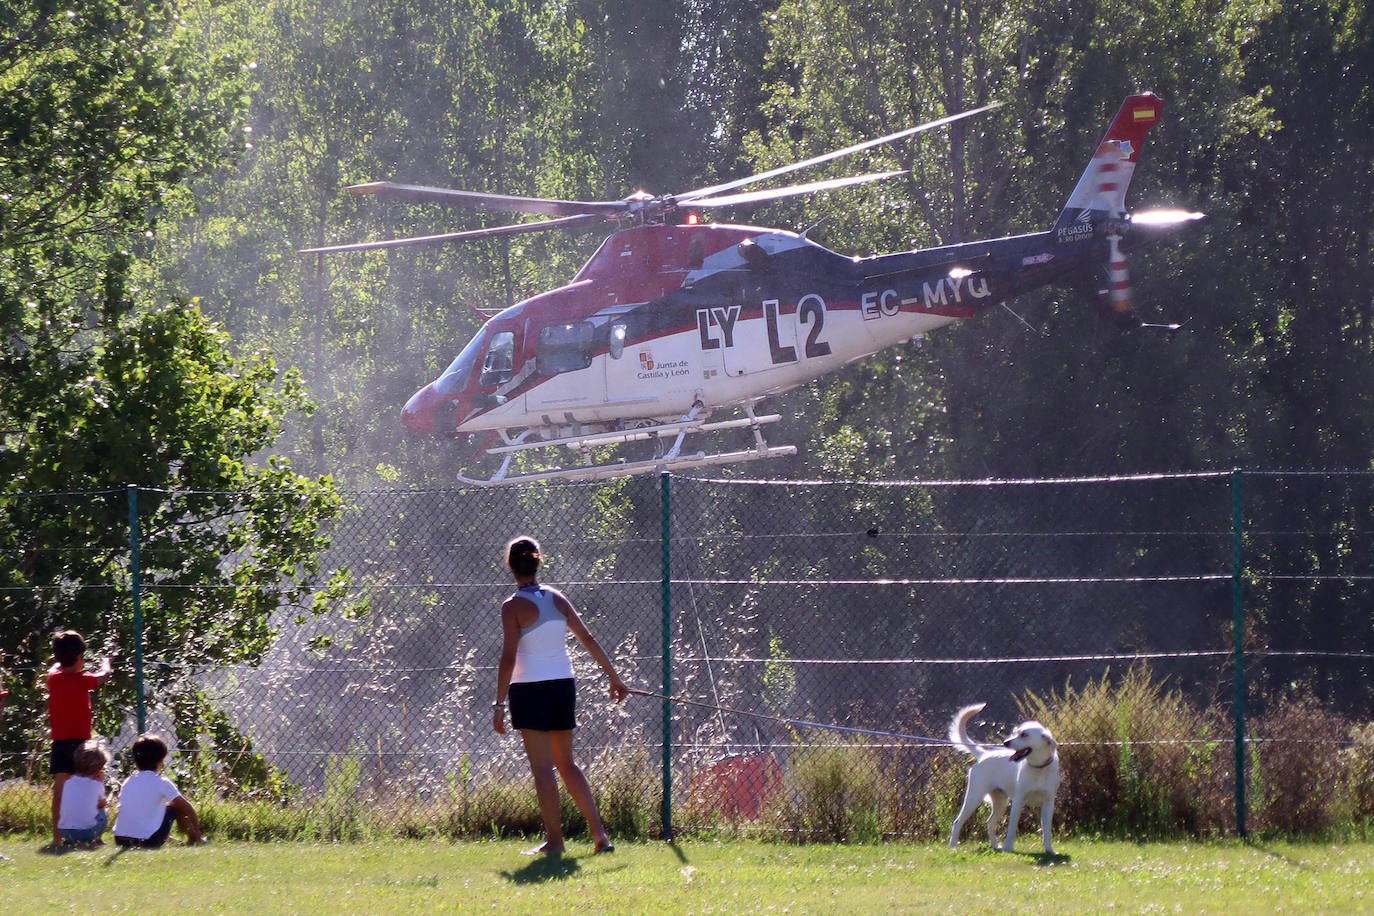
left=724, top=0, right=1282, bottom=480
left=0, top=0, right=344, bottom=777
left=719, top=0, right=1026, bottom=479
left=929, top=0, right=1274, bottom=478
left=163, top=0, right=616, bottom=484
left=170, top=1, right=783, bottom=485
left=1211, top=0, right=1374, bottom=704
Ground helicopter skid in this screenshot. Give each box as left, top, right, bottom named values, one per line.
left=457, top=404, right=794, bottom=486
left=485, top=414, right=783, bottom=454
left=455, top=443, right=798, bottom=487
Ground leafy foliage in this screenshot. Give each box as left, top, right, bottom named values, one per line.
left=0, top=0, right=343, bottom=776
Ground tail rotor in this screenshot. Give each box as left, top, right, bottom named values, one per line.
left=1105, top=232, right=1134, bottom=320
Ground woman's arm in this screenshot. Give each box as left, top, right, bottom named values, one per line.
left=553, top=592, right=628, bottom=702
left=493, top=598, right=522, bottom=734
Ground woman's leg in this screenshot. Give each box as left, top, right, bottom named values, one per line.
left=548, top=730, right=611, bottom=850
left=519, top=729, right=564, bottom=854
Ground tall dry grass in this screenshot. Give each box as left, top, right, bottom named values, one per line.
left=1019, top=665, right=1231, bottom=838
left=8, top=670, right=1374, bottom=843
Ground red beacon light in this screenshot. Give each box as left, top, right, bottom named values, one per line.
left=685, top=212, right=699, bottom=225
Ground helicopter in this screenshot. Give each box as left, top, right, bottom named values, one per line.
left=304, top=93, right=1201, bottom=485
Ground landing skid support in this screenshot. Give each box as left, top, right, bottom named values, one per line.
left=456, top=403, right=796, bottom=487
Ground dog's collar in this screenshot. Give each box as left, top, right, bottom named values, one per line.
left=1028, top=755, right=1057, bottom=769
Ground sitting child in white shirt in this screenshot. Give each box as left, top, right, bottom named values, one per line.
left=112, top=733, right=205, bottom=848
left=57, top=740, right=109, bottom=845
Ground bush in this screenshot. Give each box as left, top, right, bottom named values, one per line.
left=0, top=780, right=49, bottom=834
left=593, top=744, right=661, bottom=839
left=198, top=796, right=317, bottom=841
left=774, top=741, right=884, bottom=843
left=1019, top=664, right=1230, bottom=838
left=1344, top=721, right=1374, bottom=827
left=831, top=694, right=961, bottom=842
left=1249, top=693, right=1350, bottom=835
left=880, top=743, right=966, bottom=842
left=9, top=686, right=1374, bottom=844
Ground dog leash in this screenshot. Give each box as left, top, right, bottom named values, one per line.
left=626, top=687, right=999, bottom=749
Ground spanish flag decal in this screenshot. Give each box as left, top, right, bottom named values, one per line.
left=1133, top=107, right=1156, bottom=122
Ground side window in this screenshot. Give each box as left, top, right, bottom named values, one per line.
left=608, top=321, right=628, bottom=360
left=536, top=322, right=596, bottom=375
left=478, top=331, right=515, bottom=386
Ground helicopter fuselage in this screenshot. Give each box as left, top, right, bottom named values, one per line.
left=401, top=220, right=1093, bottom=443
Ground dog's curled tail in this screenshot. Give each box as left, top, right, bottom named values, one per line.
left=949, top=702, right=988, bottom=758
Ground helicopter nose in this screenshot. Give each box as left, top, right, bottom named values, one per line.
left=401, top=384, right=443, bottom=434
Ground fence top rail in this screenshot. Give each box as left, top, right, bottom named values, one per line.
left=680, top=469, right=1374, bottom=487
left=678, top=470, right=1236, bottom=487
left=0, top=487, right=126, bottom=499
left=1241, top=469, right=1374, bottom=478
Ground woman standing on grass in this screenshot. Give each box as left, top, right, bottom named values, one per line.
left=492, top=536, right=628, bottom=856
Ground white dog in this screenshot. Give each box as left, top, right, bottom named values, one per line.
left=947, top=702, right=1060, bottom=854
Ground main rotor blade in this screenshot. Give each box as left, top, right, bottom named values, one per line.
left=677, top=102, right=1001, bottom=204
left=346, top=182, right=629, bottom=218
left=687, top=170, right=908, bottom=208
left=299, top=213, right=603, bottom=254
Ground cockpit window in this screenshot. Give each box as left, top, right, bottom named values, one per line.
left=479, top=331, right=515, bottom=386
left=536, top=321, right=596, bottom=375
left=434, top=331, right=486, bottom=395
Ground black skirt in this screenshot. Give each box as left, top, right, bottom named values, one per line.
left=508, top=678, right=576, bottom=731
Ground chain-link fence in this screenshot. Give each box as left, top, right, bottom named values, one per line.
left=4, top=471, right=1374, bottom=840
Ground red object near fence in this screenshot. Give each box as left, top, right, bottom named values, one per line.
left=687, top=754, right=783, bottom=821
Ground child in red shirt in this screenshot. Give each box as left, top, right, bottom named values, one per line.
left=47, top=630, right=111, bottom=846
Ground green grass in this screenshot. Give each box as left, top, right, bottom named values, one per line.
left=2, top=835, right=1372, bottom=913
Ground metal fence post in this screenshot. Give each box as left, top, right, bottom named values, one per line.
left=127, top=484, right=146, bottom=733
left=659, top=472, right=673, bottom=839
left=1230, top=468, right=1246, bottom=838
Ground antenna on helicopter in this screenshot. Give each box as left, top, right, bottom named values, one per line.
left=799, top=215, right=832, bottom=240
left=1000, top=303, right=1048, bottom=336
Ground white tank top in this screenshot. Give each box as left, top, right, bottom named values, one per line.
left=510, top=585, right=575, bottom=683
